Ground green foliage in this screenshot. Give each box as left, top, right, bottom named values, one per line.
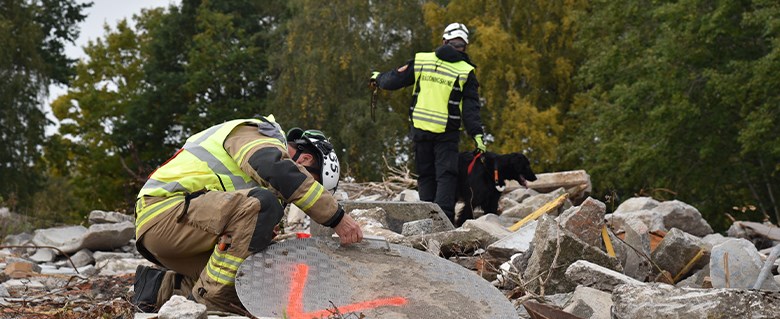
left=0, top=0, right=89, bottom=216
left=420, top=0, right=586, bottom=171
left=4, top=0, right=776, bottom=232
left=269, top=0, right=429, bottom=180
left=565, top=0, right=780, bottom=229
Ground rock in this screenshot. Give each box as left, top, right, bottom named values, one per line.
left=29, top=248, right=56, bottom=263
left=2, top=232, right=32, bottom=246
left=81, top=221, right=135, bottom=251
left=350, top=208, right=405, bottom=242
left=621, top=221, right=653, bottom=281
left=461, top=214, right=511, bottom=243
left=0, top=285, right=8, bottom=298
left=88, top=210, right=134, bottom=224
left=613, top=197, right=660, bottom=214
left=565, top=260, right=644, bottom=292
left=401, top=218, right=433, bottom=236
left=557, top=197, right=606, bottom=248
left=404, top=226, right=499, bottom=257
left=523, top=215, right=622, bottom=294
left=393, top=189, right=419, bottom=202
left=93, top=252, right=136, bottom=263
left=650, top=228, right=708, bottom=280
left=653, top=200, right=713, bottom=236
left=286, top=204, right=308, bottom=229
left=158, top=295, right=207, bottom=319
left=312, top=201, right=454, bottom=237
left=562, top=286, right=613, bottom=319
left=501, top=188, right=571, bottom=219
left=612, top=283, right=780, bottom=319
left=503, top=187, right=538, bottom=203
left=710, top=238, right=780, bottom=290
left=606, top=209, right=664, bottom=234
left=32, top=225, right=88, bottom=254
left=4, top=261, right=40, bottom=278
left=97, top=258, right=154, bottom=276
left=675, top=266, right=710, bottom=288
left=487, top=220, right=537, bottom=260
left=701, top=233, right=729, bottom=250
left=68, top=249, right=95, bottom=268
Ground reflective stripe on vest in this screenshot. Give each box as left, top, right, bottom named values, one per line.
left=139, top=118, right=282, bottom=198
left=411, top=52, right=474, bottom=133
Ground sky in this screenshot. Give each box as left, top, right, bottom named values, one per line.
left=46, top=0, right=180, bottom=133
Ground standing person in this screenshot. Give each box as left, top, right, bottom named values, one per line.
left=369, top=22, right=486, bottom=223
left=132, top=115, right=363, bottom=312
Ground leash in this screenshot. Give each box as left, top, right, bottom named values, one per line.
left=467, top=152, right=504, bottom=192
left=467, top=152, right=482, bottom=174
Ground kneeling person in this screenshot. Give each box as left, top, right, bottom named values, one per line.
left=133, top=116, right=363, bottom=312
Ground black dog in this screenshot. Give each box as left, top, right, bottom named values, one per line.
left=455, top=151, right=537, bottom=227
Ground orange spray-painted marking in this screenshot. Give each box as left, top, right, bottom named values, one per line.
left=286, top=263, right=407, bottom=319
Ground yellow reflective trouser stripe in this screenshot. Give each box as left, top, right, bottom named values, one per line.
left=135, top=196, right=185, bottom=235
left=206, top=247, right=244, bottom=285
left=293, top=182, right=324, bottom=211
left=234, top=137, right=286, bottom=165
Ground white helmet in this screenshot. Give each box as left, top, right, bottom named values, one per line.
left=286, top=128, right=340, bottom=191
left=442, top=22, right=469, bottom=44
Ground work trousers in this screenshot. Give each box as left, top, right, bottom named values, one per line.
left=137, top=187, right=284, bottom=312
left=413, top=129, right=459, bottom=222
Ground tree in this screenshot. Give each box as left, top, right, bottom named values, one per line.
left=0, top=0, right=89, bottom=212
left=566, top=0, right=780, bottom=229
left=269, top=0, right=430, bottom=180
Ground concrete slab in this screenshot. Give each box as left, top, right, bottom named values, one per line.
left=236, top=238, right=517, bottom=319
left=311, top=201, right=454, bottom=237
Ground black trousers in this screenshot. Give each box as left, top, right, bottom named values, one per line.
left=412, top=128, right=459, bottom=222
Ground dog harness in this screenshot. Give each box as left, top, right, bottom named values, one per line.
left=467, top=153, right=505, bottom=192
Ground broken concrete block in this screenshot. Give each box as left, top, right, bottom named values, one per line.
left=675, top=266, right=710, bottom=288
left=606, top=209, right=664, bottom=234
left=28, top=248, right=56, bottom=263
left=565, top=260, right=644, bottom=292
left=487, top=220, right=537, bottom=261
left=312, top=201, right=454, bottom=237
left=68, top=249, right=95, bottom=268
left=653, top=200, right=713, bottom=236
left=621, top=221, right=653, bottom=281
left=96, top=258, right=154, bottom=276
left=710, top=238, right=780, bottom=290
left=350, top=208, right=405, bottom=242
left=87, top=210, right=134, bottom=224
left=93, top=252, right=135, bottom=263
left=523, top=215, right=622, bottom=295
left=557, top=197, right=606, bottom=248
left=562, top=286, right=613, bottom=319
left=158, top=295, right=207, bottom=319
left=402, top=218, right=433, bottom=236
left=503, top=187, right=538, bottom=204
left=392, top=189, right=419, bottom=202
left=501, top=188, right=571, bottom=219
left=612, top=283, right=780, bottom=319
left=4, top=261, right=40, bottom=278
left=613, top=197, right=660, bottom=214
left=701, top=233, right=729, bottom=250
left=462, top=214, right=511, bottom=242
left=525, top=170, right=592, bottom=198
left=32, top=225, right=88, bottom=254
left=81, top=221, right=135, bottom=252
left=650, top=228, right=708, bottom=280
left=2, top=232, right=32, bottom=246
left=404, top=227, right=499, bottom=257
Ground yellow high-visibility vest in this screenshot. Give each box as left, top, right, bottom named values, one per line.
left=411, top=52, right=474, bottom=133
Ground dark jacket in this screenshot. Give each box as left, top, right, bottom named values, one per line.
left=375, top=44, right=484, bottom=137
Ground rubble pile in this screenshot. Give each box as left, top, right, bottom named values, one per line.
left=2, top=172, right=780, bottom=318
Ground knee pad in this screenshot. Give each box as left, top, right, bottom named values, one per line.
left=247, top=188, right=284, bottom=252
